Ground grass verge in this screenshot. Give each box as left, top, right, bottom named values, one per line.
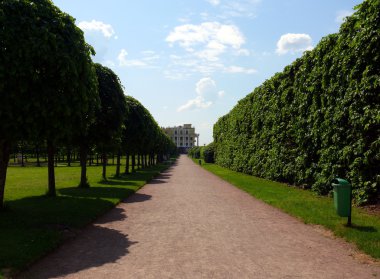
left=0, top=159, right=175, bottom=277
left=194, top=159, right=380, bottom=260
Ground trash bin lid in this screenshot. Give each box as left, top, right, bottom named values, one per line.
left=332, top=178, right=350, bottom=186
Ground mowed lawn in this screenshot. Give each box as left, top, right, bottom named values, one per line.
left=0, top=162, right=173, bottom=276
left=196, top=160, right=380, bottom=260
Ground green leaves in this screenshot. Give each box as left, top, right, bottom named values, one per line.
left=0, top=0, right=99, bottom=143
left=213, top=0, right=380, bottom=204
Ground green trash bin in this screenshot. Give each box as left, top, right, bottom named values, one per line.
left=332, top=178, right=352, bottom=225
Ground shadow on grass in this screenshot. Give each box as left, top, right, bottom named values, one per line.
left=59, top=187, right=136, bottom=200
left=0, top=195, right=122, bottom=272
left=19, top=226, right=137, bottom=279
left=98, top=180, right=140, bottom=186
left=350, top=224, right=377, bottom=233
left=1, top=195, right=117, bottom=230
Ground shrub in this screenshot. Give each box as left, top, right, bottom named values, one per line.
left=213, top=0, right=380, bottom=204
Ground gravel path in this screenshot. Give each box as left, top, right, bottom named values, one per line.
left=20, top=155, right=379, bottom=279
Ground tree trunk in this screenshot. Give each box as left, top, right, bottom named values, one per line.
left=137, top=154, right=141, bottom=169
left=36, top=145, right=41, bottom=167
left=116, top=151, right=121, bottom=177
left=21, top=146, right=25, bottom=167
left=67, top=147, right=71, bottom=167
left=47, top=141, right=56, bottom=197
left=102, top=152, right=107, bottom=180
left=0, top=141, right=10, bottom=210
left=124, top=153, right=129, bottom=174
left=132, top=154, right=135, bottom=173
left=54, top=152, right=58, bottom=167
left=79, top=144, right=89, bottom=188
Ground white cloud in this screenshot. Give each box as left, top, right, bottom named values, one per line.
left=166, top=22, right=245, bottom=63
left=118, top=49, right=129, bottom=65
left=276, top=33, right=313, bottom=55
left=166, top=22, right=245, bottom=53
left=219, top=0, right=261, bottom=19
left=207, top=0, right=221, bottom=6
left=118, top=49, right=147, bottom=67
left=104, top=60, right=116, bottom=68
left=218, top=90, right=225, bottom=97
left=78, top=20, right=115, bottom=38
left=224, top=65, right=257, bottom=74
left=336, top=10, right=353, bottom=23
left=118, top=49, right=160, bottom=68
left=178, top=78, right=223, bottom=112
left=165, top=53, right=257, bottom=78
left=165, top=22, right=257, bottom=76
left=235, top=49, right=250, bottom=56
left=141, top=50, right=156, bottom=56
left=196, top=77, right=216, bottom=95
left=177, top=96, right=212, bottom=112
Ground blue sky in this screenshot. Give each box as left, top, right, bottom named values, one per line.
left=53, top=0, right=362, bottom=145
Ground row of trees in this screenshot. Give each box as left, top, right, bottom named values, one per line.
left=0, top=0, right=176, bottom=209
left=213, top=0, right=379, bottom=204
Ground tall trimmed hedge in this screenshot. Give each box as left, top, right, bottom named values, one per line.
left=213, top=0, right=380, bottom=204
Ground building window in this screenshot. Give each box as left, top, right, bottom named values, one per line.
left=186, top=130, right=188, bottom=135
left=186, top=137, right=188, bottom=140
left=175, top=137, right=177, bottom=140
left=190, top=137, right=193, bottom=140
left=186, top=143, right=188, bottom=146
left=175, top=130, right=177, bottom=135
left=180, top=130, right=182, bottom=135
left=190, top=143, right=193, bottom=147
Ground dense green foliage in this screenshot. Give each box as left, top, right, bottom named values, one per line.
left=91, top=64, right=127, bottom=180
left=202, top=142, right=215, bottom=163
left=213, top=0, right=380, bottom=204
left=188, top=146, right=201, bottom=159
left=188, top=143, right=215, bottom=163
left=93, top=64, right=127, bottom=152
left=195, top=159, right=380, bottom=259
left=122, top=96, right=176, bottom=173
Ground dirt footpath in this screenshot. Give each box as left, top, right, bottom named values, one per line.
left=20, top=155, right=379, bottom=279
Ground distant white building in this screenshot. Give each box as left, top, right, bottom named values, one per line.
left=163, top=124, right=199, bottom=152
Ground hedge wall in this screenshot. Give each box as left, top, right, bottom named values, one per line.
left=213, top=0, right=380, bottom=204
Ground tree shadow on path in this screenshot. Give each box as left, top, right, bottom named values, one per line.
left=19, top=225, right=138, bottom=279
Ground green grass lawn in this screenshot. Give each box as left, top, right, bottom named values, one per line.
left=195, top=159, right=380, bottom=260
left=0, top=160, right=175, bottom=277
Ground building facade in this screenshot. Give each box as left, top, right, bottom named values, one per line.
left=163, top=124, right=199, bottom=153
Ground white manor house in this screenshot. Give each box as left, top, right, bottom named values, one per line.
left=163, top=124, right=199, bottom=153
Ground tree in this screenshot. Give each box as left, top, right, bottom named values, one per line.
left=93, top=64, right=127, bottom=180
left=0, top=0, right=99, bottom=206
left=121, top=96, right=164, bottom=172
